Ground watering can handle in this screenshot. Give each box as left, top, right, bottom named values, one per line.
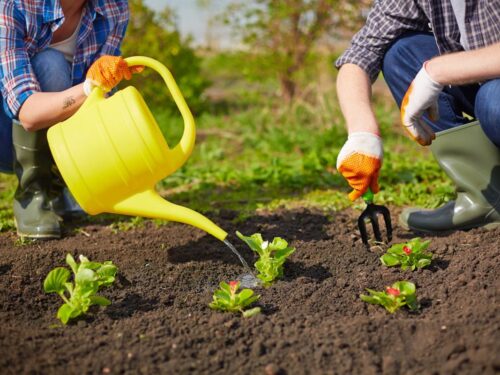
left=124, top=56, right=196, bottom=171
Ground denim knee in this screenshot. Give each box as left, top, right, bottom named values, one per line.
left=382, top=32, right=438, bottom=106
left=475, top=79, right=500, bottom=147
left=31, top=48, right=72, bottom=92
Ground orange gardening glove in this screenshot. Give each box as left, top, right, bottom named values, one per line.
left=400, top=63, right=443, bottom=146
left=84, top=55, right=143, bottom=95
left=336, top=132, right=383, bottom=201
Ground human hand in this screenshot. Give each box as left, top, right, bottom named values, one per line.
left=400, top=63, right=443, bottom=146
left=84, top=56, right=144, bottom=95
left=336, top=132, right=383, bottom=201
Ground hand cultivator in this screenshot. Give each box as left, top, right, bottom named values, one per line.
left=358, top=189, right=392, bottom=246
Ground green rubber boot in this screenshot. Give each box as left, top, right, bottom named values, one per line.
left=12, top=123, right=61, bottom=239
left=399, top=121, right=500, bottom=233
left=50, top=165, right=86, bottom=221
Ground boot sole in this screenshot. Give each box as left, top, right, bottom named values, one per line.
left=14, top=219, right=61, bottom=240
left=398, top=215, right=500, bottom=234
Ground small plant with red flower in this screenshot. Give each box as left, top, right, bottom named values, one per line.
left=360, top=281, right=419, bottom=313
left=380, top=238, right=432, bottom=271
left=209, top=281, right=261, bottom=317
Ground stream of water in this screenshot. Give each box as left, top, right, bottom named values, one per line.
left=223, top=239, right=260, bottom=288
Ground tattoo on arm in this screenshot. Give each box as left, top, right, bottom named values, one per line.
left=62, top=96, right=76, bottom=110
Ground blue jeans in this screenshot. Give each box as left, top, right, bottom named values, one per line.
left=382, top=32, right=500, bottom=147
left=0, top=48, right=72, bottom=173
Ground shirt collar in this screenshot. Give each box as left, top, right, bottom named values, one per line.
left=43, top=0, right=64, bottom=23
left=42, top=0, right=106, bottom=24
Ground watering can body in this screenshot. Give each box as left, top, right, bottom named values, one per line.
left=47, top=56, right=227, bottom=241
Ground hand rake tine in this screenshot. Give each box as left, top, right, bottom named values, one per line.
left=368, top=209, right=383, bottom=243
left=379, top=205, right=393, bottom=242
left=357, top=212, right=369, bottom=246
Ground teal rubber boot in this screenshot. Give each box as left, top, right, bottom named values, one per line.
left=399, top=121, right=500, bottom=233
left=12, top=124, right=61, bottom=239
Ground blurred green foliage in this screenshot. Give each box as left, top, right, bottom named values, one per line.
left=120, top=0, right=209, bottom=114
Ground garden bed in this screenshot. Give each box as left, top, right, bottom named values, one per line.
left=0, top=208, right=499, bottom=374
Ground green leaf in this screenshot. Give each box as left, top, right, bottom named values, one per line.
left=269, top=237, right=288, bottom=251
left=214, top=290, right=231, bottom=303
left=65, top=254, right=78, bottom=274
left=79, top=281, right=99, bottom=297
left=380, top=254, right=401, bottom=267
left=44, top=267, right=71, bottom=294
left=405, top=294, right=420, bottom=311
left=90, top=296, right=111, bottom=306
left=236, top=231, right=265, bottom=255
left=417, top=258, right=432, bottom=268
left=219, top=282, right=231, bottom=294
left=78, top=254, right=90, bottom=263
left=57, top=303, right=74, bottom=324
left=387, top=243, right=405, bottom=255
left=242, top=307, right=261, bottom=318
left=75, top=268, right=96, bottom=284
left=274, top=246, right=295, bottom=260
left=360, top=294, right=380, bottom=304
left=81, top=261, right=102, bottom=270
left=237, top=289, right=254, bottom=302
left=393, top=281, right=416, bottom=296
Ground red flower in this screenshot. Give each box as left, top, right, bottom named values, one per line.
left=228, top=281, right=239, bottom=294
left=403, top=246, right=412, bottom=255
left=386, top=287, right=401, bottom=296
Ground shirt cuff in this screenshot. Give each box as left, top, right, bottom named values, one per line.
left=335, top=46, right=383, bottom=83
left=1, top=66, right=41, bottom=120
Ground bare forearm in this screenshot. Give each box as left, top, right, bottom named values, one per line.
left=337, top=64, right=379, bottom=135
left=18, top=83, right=86, bottom=131
left=426, top=42, right=500, bottom=85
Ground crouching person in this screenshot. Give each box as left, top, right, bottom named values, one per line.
left=335, top=0, right=500, bottom=233
left=0, top=0, right=140, bottom=239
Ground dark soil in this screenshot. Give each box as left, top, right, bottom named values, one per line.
left=0, top=208, right=499, bottom=375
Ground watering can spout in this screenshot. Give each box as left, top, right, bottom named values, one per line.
left=112, top=190, right=228, bottom=241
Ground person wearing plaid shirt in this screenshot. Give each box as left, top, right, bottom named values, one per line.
left=335, top=0, right=500, bottom=234
left=0, top=0, right=141, bottom=239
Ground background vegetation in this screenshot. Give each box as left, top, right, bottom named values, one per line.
left=0, top=0, right=454, bottom=231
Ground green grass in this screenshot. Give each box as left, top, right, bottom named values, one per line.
left=152, top=90, right=454, bottom=220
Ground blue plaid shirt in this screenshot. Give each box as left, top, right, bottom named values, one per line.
left=336, top=0, right=500, bottom=82
left=0, top=0, right=129, bottom=119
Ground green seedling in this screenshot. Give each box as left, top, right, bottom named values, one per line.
left=380, top=238, right=432, bottom=271
left=236, top=231, right=295, bottom=287
left=360, top=281, right=419, bottom=313
left=209, top=281, right=261, bottom=318
left=43, top=254, right=118, bottom=324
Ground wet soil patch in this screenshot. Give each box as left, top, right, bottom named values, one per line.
left=0, top=209, right=499, bottom=374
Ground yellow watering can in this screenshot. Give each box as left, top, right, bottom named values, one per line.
left=47, top=56, right=228, bottom=241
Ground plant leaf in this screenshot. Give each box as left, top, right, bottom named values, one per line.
left=274, top=246, right=295, bottom=260
left=242, top=307, right=261, bottom=318
left=75, top=268, right=97, bottom=284
left=57, top=303, right=74, bottom=324
left=236, top=231, right=265, bottom=255
left=387, top=243, right=405, bottom=255
left=219, top=282, right=231, bottom=294
left=269, top=237, right=288, bottom=251
left=380, top=254, right=401, bottom=267
left=417, top=258, right=432, bottom=269
left=43, top=267, right=71, bottom=294
left=65, top=254, right=78, bottom=274
left=393, top=281, right=416, bottom=296
left=237, top=289, right=254, bottom=302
